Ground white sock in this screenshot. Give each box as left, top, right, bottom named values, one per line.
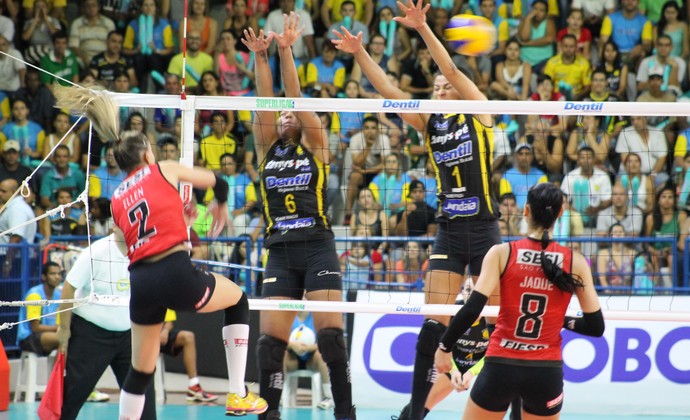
left=322, top=383, right=333, bottom=399
left=119, top=390, right=146, bottom=420
left=189, top=377, right=200, bottom=387
left=222, top=324, right=250, bottom=396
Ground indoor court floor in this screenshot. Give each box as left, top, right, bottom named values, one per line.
left=6, top=403, right=690, bottom=420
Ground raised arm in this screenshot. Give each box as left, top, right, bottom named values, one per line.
left=394, top=0, right=491, bottom=126
left=332, top=27, right=426, bottom=131
left=242, top=27, right=277, bottom=161
left=275, top=12, right=328, bottom=162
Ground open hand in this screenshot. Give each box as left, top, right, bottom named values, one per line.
left=274, top=12, right=304, bottom=49
left=207, top=200, right=229, bottom=239
left=331, top=26, right=364, bottom=55
left=394, top=0, right=430, bottom=30
left=241, top=27, right=274, bottom=53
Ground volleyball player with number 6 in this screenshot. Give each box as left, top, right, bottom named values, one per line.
left=435, top=183, right=604, bottom=419
left=333, top=1, right=500, bottom=418
left=53, top=85, right=267, bottom=418
left=242, top=12, right=355, bottom=420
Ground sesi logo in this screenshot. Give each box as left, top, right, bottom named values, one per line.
left=362, top=314, right=423, bottom=393
left=517, top=249, right=564, bottom=267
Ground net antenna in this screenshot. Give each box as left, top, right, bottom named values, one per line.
left=178, top=0, right=194, bottom=207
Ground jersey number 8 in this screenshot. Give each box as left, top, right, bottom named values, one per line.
left=515, top=293, right=547, bottom=339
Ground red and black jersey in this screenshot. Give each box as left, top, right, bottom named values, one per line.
left=111, top=164, right=188, bottom=265
left=486, top=238, right=574, bottom=364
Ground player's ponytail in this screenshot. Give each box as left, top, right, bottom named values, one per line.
left=528, top=184, right=584, bottom=294
left=54, top=84, right=150, bottom=172
left=53, top=84, right=120, bottom=142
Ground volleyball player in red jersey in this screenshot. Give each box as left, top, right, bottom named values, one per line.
left=434, top=183, right=604, bottom=419
left=53, top=85, right=267, bottom=419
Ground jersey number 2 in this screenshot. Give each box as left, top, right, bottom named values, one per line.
left=128, top=200, right=157, bottom=240
left=515, top=293, right=547, bottom=339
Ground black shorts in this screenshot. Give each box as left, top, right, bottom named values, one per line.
left=262, top=239, right=341, bottom=299
left=428, top=219, right=501, bottom=276
left=129, top=251, right=216, bottom=325
left=19, top=333, right=47, bottom=356
left=470, top=359, right=564, bottom=416
left=160, top=329, right=182, bottom=356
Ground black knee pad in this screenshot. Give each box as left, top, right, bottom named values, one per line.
left=257, top=335, right=287, bottom=371
left=123, top=367, right=154, bottom=395
left=317, top=328, right=348, bottom=364
left=416, top=319, right=447, bottom=357
left=224, top=292, right=249, bottom=326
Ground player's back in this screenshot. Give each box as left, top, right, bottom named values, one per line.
left=487, top=238, right=574, bottom=364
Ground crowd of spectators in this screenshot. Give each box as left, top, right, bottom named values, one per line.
left=1, top=0, right=690, bottom=293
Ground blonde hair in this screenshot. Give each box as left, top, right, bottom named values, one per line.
left=54, top=84, right=151, bottom=172
left=53, top=84, right=120, bottom=142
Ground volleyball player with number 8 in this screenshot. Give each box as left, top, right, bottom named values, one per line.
left=53, top=85, right=267, bottom=418
left=242, top=12, right=355, bottom=420
left=435, top=183, right=604, bottom=419
left=333, top=0, right=500, bottom=418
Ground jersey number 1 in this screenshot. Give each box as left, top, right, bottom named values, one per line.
left=515, top=293, right=547, bottom=339
left=128, top=200, right=157, bottom=240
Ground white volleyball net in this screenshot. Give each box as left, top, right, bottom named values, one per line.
left=1, top=92, right=689, bottom=328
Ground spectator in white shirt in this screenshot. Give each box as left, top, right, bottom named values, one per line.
left=616, top=115, right=668, bottom=188
left=561, top=145, right=612, bottom=228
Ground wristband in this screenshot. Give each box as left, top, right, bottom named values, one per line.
left=213, top=173, right=229, bottom=204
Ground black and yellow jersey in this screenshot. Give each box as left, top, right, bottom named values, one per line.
left=259, top=140, right=333, bottom=247
left=426, top=113, right=499, bottom=222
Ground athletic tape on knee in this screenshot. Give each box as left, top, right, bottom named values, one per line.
left=224, top=292, right=249, bottom=326
left=416, top=319, right=447, bottom=357
left=317, top=328, right=347, bottom=364
left=257, top=335, right=287, bottom=371
left=123, top=367, right=154, bottom=395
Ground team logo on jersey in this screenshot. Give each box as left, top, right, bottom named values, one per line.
left=434, top=120, right=449, bottom=130
left=265, top=158, right=310, bottom=171
left=443, top=197, right=479, bottom=217
left=516, top=249, right=564, bottom=267
left=275, top=217, right=315, bottom=231
left=265, top=173, right=312, bottom=189
left=430, top=124, right=470, bottom=145
left=113, top=166, right=151, bottom=198
left=432, top=141, right=473, bottom=163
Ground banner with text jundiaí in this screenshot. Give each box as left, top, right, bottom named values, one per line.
left=350, top=291, right=690, bottom=415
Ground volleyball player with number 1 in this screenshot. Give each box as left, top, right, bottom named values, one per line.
left=243, top=12, right=355, bottom=420
left=333, top=0, right=500, bottom=418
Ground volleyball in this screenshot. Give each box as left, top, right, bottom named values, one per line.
left=444, top=14, right=497, bottom=56
left=289, top=325, right=316, bottom=345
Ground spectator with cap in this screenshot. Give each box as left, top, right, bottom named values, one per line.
left=392, top=179, right=437, bottom=239
left=561, top=144, right=612, bottom=228
left=636, top=66, right=678, bottom=138
left=499, top=143, right=548, bottom=210
left=636, top=35, right=684, bottom=96
left=0, top=140, right=36, bottom=195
